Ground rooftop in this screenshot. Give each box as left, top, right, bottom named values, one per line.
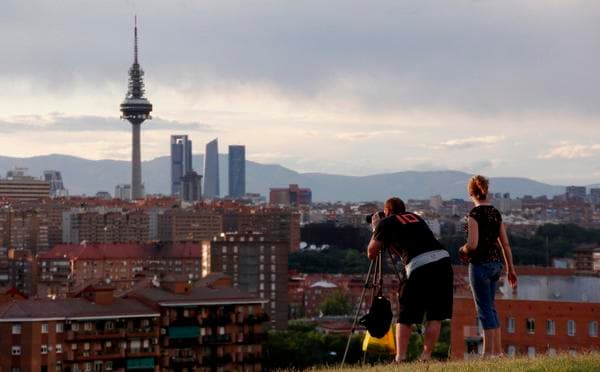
left=39, top=242, right=203, bottom=260
left=132, top=285, right=267, bottom=307
left=0, top=297, right=158, bottom=322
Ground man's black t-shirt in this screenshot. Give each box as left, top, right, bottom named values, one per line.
left=373, top=212, right=445, bottom=266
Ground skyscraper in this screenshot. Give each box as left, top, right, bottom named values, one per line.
left=228, top=145, right=246, bottom=198
left=203, top=138, right=220, bottom=198
left=120, top=17, right=152, bottom=200
left=170, top=135, right=193, bottom=197
left=43, top=170, right=67, bottom=197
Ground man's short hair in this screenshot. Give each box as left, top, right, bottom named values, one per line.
left=385, top=197, right=406, bottom=214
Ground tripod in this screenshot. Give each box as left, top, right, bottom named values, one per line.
left=341, top=248, right=404, bottom=366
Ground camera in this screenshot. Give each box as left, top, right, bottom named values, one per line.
left=365, top=211, right=385, bottom=224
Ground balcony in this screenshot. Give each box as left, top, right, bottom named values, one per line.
left=65, top=348, right=126, bottom=361
left=126, top=346, right=160, bottom=358
left=66, top=329, right=126, bottom=341
left=202, top=354, right=233, bottom=366
left=171, top=355, right=197, bottom=367
left=202, top=334, right=232, bottom=344
left=167, top=326, right=200, bottom=339
left=126, top=327, right=158, bottom=338
left=246, top=332, right=265, bottom=344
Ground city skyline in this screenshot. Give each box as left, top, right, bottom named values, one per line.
left=1, top=1, right=600, bottom=186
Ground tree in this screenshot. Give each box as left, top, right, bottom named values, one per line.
left=319, top=289, right=352, bottom=316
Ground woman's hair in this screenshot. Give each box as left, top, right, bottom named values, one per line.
left=468, top=175, right=489, bottom=201
left=385, top=197, right=406, bottom=214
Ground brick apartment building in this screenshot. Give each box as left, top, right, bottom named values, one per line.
left=208, top=233, right=289, bottom=329
left=288, top=273, right=401, bottom=319
left=269, top=184, right=312, bottom=207
left=451, top=266, right=600, bottom=359
left=0, top=208, right=50, bottom=253
left=158, top=209, right=222, bottom=242
left=37, top=243, right=208, bottom=298
left=0, top=248, right=37, bottom=296
left=62, top=209, right=150, bottom=244
left=0, top=284, right=161, bottom=372
left=222, top=206, right=301, bottom=252
left=130, top=275, right=268, bottom=372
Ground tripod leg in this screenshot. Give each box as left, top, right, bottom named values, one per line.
left=341, top=258, right=375, bottom=366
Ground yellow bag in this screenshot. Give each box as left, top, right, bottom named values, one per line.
left=362, top=325, right=395, bottom=354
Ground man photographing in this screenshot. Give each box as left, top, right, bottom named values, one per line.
left=367, top=197, right=453, bottom=363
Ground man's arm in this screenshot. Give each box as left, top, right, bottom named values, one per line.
left=367, top=237, right=383, bottom=260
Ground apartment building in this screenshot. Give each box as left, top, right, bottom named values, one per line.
left=157, top=209, right=222, bottom=242
left=222, top=206, right=300, bottom=252
left=0, top=284, right=160, bottom=372
left=37, top=242, right=207, bottom=298
left=130, top=275, right=268, bottom=372
left=208, top=233, right=289, bottom=329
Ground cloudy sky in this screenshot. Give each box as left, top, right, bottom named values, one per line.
left=1, top=0, right=599, bottom=185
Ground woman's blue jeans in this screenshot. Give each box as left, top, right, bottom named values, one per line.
left=469, top=261, right=503, bottom=330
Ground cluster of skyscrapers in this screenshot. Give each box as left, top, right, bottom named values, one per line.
left=170, top=136, right=246, bottom=201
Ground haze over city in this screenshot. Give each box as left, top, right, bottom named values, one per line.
left=1, top=0, right=599, bottom=185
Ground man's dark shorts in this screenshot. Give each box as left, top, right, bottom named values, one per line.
left=397, top=257, right=453, bottom=324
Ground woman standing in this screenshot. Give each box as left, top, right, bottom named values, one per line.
left=459, top=175, right=518, bottom=357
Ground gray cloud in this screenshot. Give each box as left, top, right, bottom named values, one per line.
left=2, top=1, right=600, bottom=116
left=0, top=114, right=211, bottom=133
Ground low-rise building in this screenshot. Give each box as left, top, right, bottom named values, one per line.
left=0, top=284, right=160, bottom=372
left=451, top=266, right=600, bottom=359
left=37, top=242, right=207, bottom=298
left=130, top=275, right=268, bottom=372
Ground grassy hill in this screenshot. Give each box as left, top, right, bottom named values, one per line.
left=306, top=353, right=600, bottom=372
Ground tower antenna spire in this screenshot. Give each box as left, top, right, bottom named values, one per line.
left=134, top=15, right=138, bottom=64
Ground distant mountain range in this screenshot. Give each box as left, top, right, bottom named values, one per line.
left=0, top=154, right=593, bottom=202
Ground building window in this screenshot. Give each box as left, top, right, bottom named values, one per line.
left=546, top=319, right=555, bottom=335
left=71, top=322, right=79, bottom=331
left=84, top=363, right=92, bottom=372
left=11, top=346, right=21, bottom=355
left=218, top=326, right=225, bottom=335
left=94, top=361, right=102, bottom=372
left=41, top=344, right=48, bottom=354
left=589, top=321, right=598, bottom=337
left=222, top=246, right=227, bottom=254
left=547, top=347, right=556, bottom=356
left=83, top=322, right=92, bottom=331
left=105, top=321, right=114, bottom=330
left=84, top=342, right=90, bottom=350
left=56, top=323, right=64, bottom=333
left=569, top=348, right=577, bottom=356
left=56, top=344, right=63, bottom=353
left=507, top=317, right=515, bottom=333
left=568, top=320, right=576, bottom=336
left=41, top=323, right=49, bottom=334
left=12, top=368, right=21, bottom=372
left=105, top=361, right=113, bottom=371
left=526, top=318, right=535, bottom=334
left=12, top=324, right=21, bottom=334
left=527, top=346, right=535, bottom=357
left=507, top=345, right=516, bottom=357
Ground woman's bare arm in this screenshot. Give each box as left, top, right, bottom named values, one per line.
left=498, top=223, right=518, bottom=288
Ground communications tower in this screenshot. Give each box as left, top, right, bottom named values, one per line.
left=120, top=16, right=152, bottom=200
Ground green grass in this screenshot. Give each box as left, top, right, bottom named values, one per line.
left=293, top=353, right=600, bottom=372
